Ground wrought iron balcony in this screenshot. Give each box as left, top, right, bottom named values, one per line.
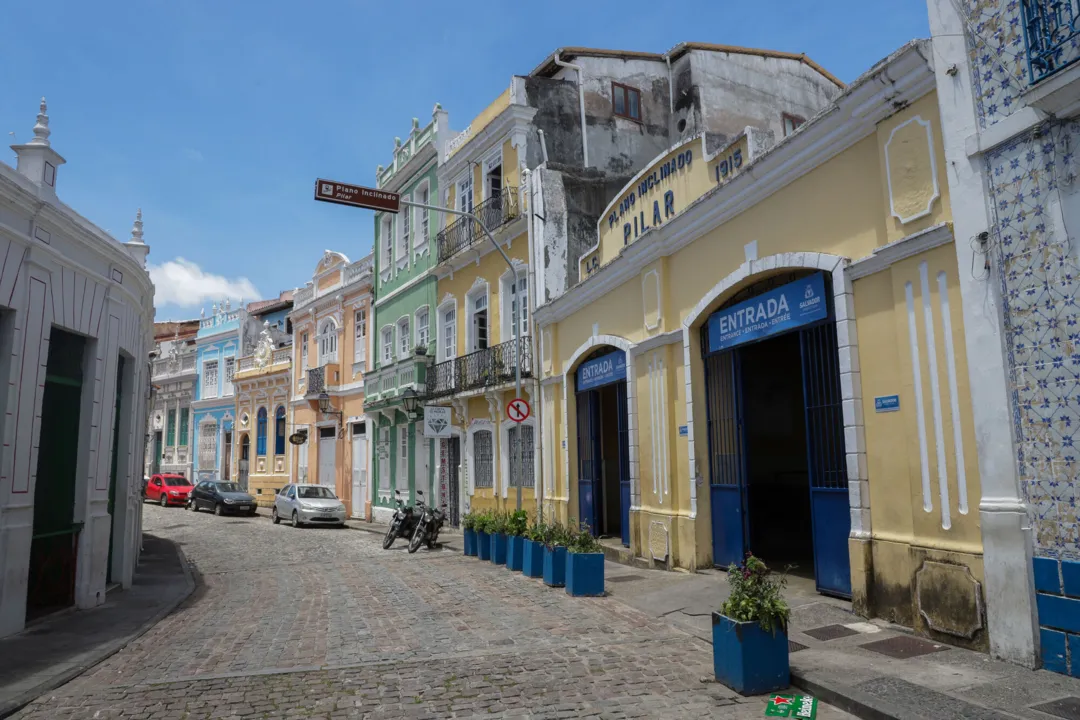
left=425, top=336, right=532, bottom=400
left=1022, top=0, right=1080, bottom=83
left=436, top=187, right=519, bottom=264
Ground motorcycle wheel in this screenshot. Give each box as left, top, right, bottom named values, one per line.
left=408, top=523, right=425, bottom=554
left=382, top=523, right=397, bottom=550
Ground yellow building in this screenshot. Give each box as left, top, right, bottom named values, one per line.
left=288, top=251, right=375, bottom=519
left=535, top=41, right=990, bottom=650
left=425, top=84, right=535, bottom=516
left=232, top=295, right=294, bottom=506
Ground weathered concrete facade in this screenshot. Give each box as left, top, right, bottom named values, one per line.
left=146, top=319, right=199, bottom=479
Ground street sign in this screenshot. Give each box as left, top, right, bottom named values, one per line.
left=874, top=395, right=900, bottom=413
left=288, top=432, right=307, bottom=446
left=424, top=406, right=452, bottom=438
left=314, top=178, right=400, bottom=213
left=506, top=398, right=530, bottom=423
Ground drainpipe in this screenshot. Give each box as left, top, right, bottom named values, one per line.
left=537, top=129, right=550, bottom=165
left=665, top=55, right=675, bottom=131
left=554, top=53, right=588, bottom=167
left=524, top=169, right=544, bottom=523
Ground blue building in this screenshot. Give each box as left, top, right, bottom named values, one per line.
left=191, top=301, right=245, bottom=483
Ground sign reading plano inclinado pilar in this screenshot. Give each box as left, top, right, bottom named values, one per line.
left=581, top=128, right=764, bottom=278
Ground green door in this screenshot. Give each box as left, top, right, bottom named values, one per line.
left=28, top=329, right=86, bottom=620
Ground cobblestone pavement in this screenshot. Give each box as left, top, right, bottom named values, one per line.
left=15, top=506, right=856, bottom=719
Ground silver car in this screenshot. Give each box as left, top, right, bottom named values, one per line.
left=272, top=484, right=347, bottom=528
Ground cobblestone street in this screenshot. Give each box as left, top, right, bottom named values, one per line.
left=15, top=506, right=855, bottom=719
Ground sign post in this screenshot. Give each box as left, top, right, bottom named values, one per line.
left=314, top=176, right=529, bottom=511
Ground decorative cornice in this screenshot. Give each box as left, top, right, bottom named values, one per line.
left=846, top=223, right=953, bottom=280
left=439, top=104, right=537, bottom=181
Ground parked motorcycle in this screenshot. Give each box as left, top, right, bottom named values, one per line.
left=408, top=491, right=446, bottom=554
left=382, top=489, right=419, bottom=549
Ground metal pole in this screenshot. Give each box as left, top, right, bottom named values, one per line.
left=399, top=199, right=523, bottom=511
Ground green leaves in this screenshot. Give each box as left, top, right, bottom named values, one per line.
left=718, top=554, right=791, bottom=635
left=506, top=510, right=529, bottom=537
left=567, top=524, right=603, bottom=554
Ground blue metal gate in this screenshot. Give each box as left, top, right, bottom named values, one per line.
left=704, top=348, right=747, bottom=567
left=800, top=322, right=852, bottom=597
left=576, top=389, right=600, bottom=534
left=616, top=383, right=631, bottom=547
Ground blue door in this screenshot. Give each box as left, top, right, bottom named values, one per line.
left=704, top=349, right=747, bottom=567
left=576, top=389, right=600, bottom=534
left=616, top=382, right=631, bottom=547
left=800, top=323, right=852, bottom=598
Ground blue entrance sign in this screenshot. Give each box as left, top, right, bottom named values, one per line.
left=874, top=395, right=900, bottom=413
left=707, top=272, right=829, bottom=354
left=576, top=350, right=627, bottom=392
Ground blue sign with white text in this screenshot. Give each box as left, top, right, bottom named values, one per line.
left=707, top=272, right=828, bottom=354
left=874, top=395, right=900, bottom=413
left=576, top=350, right=627, bottom=392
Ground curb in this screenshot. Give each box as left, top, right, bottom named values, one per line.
left=789, top=671, right=910, bottom=720
left=0, top=539, right=196, bottom=719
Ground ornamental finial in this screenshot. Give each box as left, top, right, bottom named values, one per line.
left=130, top=208, right=144, bottom=244
left=29, top=97, right=50, bottom=146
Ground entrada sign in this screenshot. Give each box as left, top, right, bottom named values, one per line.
left=707, top=272, right=829, bottom=354
left=314, top=179, right=400, bottom=213
left=576, top=350, right=627, bottom=392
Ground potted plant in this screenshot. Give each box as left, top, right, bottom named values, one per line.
left=414, top=344, right=428, bottom=356
left=566, top=525, right=605, bottom=597
left=462, top=511, right=478, bottom=557
left=522, top=520, right=547, bottom=579
left=712, top=554, right=791, bottom=695
left=542, top=521, right=571, bottom=588
left=475, top=511, right=492, bottom=561
left=505, top=509, right=528, bottom=572
left=489, top=511, right=508, bottom=565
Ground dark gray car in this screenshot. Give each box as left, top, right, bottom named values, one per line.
left=189, top=481, right=257, bottom=516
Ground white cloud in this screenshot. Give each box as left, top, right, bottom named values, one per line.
left=149, top=257, right=260, bottom=309
left=183, top=148, right=204, bottom=162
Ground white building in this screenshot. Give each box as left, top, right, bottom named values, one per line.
left=0, top=99, right=155, bottom=637
left=146, top=319, right=199, bottom=480
left=928, top=0, right=1080, bottom=673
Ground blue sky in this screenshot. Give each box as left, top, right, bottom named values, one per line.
left=0, top=1, right=930, bottom=321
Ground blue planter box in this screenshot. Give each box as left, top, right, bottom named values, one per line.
left=477, top=531, right=491, bottom=561
left=711, top=613, right=790, bottom=696
left=543, top=546, right=567, bottom=587
left=490, top=533, right=508, bottom=565
left=507, top=535, right=525, bottom=571
left=522, top=538, right=544, bottom=578
left=463, top=529, right=478, bottom=557
left=566, top=552, right=605, bottom=596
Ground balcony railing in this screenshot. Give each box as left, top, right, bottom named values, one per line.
left=426, top=336, right=532, bottom=400
left=436, top=188, right=519, bottom=264
left=152, top=354, right=197, bottom=380
left=1022, top=0, right=1080, bottom=83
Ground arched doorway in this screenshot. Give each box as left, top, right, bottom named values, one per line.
left=701, top=269, right=850, bottom=597
left=575, top=347, right=630, bottom=545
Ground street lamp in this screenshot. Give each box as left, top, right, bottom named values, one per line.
left=401, top=387, right=419, bottom=419
left=318, top=392, right=344, bottom=438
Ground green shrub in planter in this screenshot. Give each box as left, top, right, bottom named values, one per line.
left=475, top=511, right=492, bottom=561
left=462, top=511, right=478, bottom=556
left=506, top=510, right=528, bottom=571
left=522, top=520, right=547, bottom=578
left=488, top=512, right=508, bottom=565
left=542, top=521, right=573, bottom=587
left=566, top=525, right=604, bottom=596
left=712, top=554, right=791, bottom=695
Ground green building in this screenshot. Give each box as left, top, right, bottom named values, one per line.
left=365, top=105, right=450, bottom=524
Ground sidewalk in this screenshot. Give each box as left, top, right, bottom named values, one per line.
left=348, top=516, right=463, bottom=551
left=0, top=533, right=194, bottom=719
left=604, top=561, right=1080, bottom=720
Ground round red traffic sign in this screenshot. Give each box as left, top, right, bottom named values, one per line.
left=506, top=398, right=531, bottom=423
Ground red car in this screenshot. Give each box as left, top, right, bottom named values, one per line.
left=144, top=473, right=193, bottom=506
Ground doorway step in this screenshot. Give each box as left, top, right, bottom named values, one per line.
left=598, top=536, right=654, bottom=571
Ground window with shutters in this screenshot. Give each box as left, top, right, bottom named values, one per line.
left=179, top=408, right=189, bottom=446
left=415, top=307, right=429, bottom=350
left=223, top=356, right=235, bottom=396
left=440, top=305, right=457, bottom=362
left=167, top=409, right=176, bottom=446
left=416, top=185, right=429, bottom=250
left=398, top=195, right=410, bottom=264
left=318, top=318, right=338, bottom=363
left=398, top=317, right=410, bottom=359
left=275, top=406, right=286, bottom=455
left=378, top=426, right=390, bottom=494
left=508, top=424, right=535, bottom=488
left=397, top=425, right=409, bottom=489
left=354, top=308, right=367, bottom=363
left=612, top=82, right=642, bottom=122
left=256, top=407, right=267, bottom=456
left=457, top=174, right=473, bottom=214
left=474, top=430, right=493, bottom=488
left=198, top=421, right=218, bottom=470
left=381, top=326, right=393, bottom=365
left=203, top=360, right=219, bottom=399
